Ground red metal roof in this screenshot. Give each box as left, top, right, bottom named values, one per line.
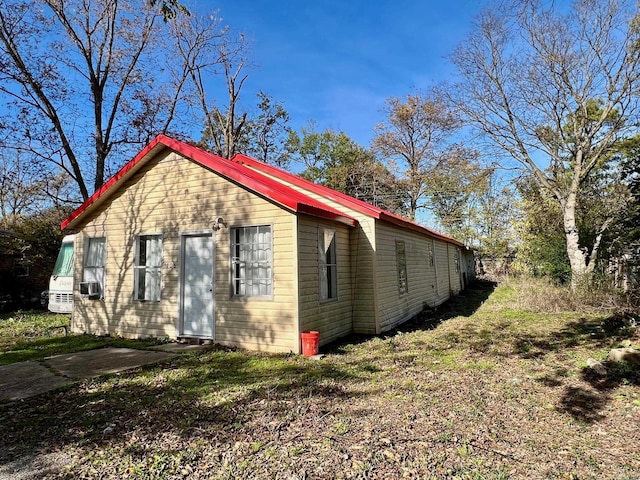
left=232, top=153, right=466, bottom=247
left=61, top=135, right=357, bottom=230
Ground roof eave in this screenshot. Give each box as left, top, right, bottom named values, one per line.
left=378, top=212, right=465, bottom=247
left=298, top=204, right=358, bottom=227
left=233, top=153, right=469, bottom=247
left=232, top=154, right=382, bottom=218
left=61, top=135, right=357, bottom=232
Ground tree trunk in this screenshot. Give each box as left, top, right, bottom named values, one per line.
left=561, top=193, right=592, bottom=290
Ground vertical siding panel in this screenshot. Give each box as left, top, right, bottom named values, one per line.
left=349, top=217, right=378, bottom=334
left=433, top=240, right=450, bottom=304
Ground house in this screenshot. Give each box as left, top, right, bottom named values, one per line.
left=61, top=135, right=474, bottom=353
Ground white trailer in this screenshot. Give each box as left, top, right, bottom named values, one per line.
left=48, top=234, right=75, bottom=313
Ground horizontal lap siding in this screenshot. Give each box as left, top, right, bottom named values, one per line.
left=433, top=240, right=451, bottom=305
left=348, top=218, right=377, bottom=333
left=243, top=168, right=378, bottom=333
left=375, top=222, right=444, bottom=332
left=447, top=244, right=462, bottom=295
left=72, top=151, right=298, bottom=353
left=297, top=217, right=353, bottom=346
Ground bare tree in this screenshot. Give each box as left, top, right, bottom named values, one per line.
left=170, top=11, right=250, bottom=159
left=372, top=91, right=465, bottom=221
left=0, top=151, right=73, bottom=234
left=0, top=0, right=203, bottom=201
left=449, top=0, right=640, bottom=288
left=245, top=91, right=292, bottom=167
left=0, top=152, right=44, bottom=219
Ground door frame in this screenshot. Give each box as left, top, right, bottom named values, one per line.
left=177, top=230, right=215, bottom=339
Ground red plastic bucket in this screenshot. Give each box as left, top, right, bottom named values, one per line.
left=301, top=331, right=320, bottom=356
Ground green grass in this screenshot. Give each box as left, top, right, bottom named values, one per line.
left=0, top=310, right=165, bottom=365
left=1, top=279, right=639, bottom=479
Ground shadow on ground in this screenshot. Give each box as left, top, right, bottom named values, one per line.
left=326, top=278, right=497, bottom=355
left=517, top=314, right=639, bottom=424
left=0, top=345, right=378, bottom=472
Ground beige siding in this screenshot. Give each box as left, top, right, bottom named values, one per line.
left=374, top=221, right=441, bottom=332
left=297, top=217, right=353, bottom=347
left=71, top=150, right=299, bottom=353
left=244, top=168, right=378, bottom=333
left=348, top=218, right=378, bottom=334
left=433, top=240, right=451, bottom=304
left=446, top=245, right=462, bottom=295
left=241, top=163, right=470, bottom=334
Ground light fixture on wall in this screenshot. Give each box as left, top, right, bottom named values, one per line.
left=213, top=216, right=225, bottom=230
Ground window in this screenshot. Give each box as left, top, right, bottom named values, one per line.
left=319, top=228, right=337, bottom=301
left=83, top=237, right=106, bottom=297
left=455, top=248, right=461, bottom=273
left=53, top=242, right=74, bottom=276
left=134, top=235, right=163, bottom=301
left=396, top=240, right=408, bottom=295
left=231, top=225, right=272, bottom=297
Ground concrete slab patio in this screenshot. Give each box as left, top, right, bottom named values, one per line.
left=0, top=361, right=69, bottom=401
left=0, top=344, right=201, bottom=402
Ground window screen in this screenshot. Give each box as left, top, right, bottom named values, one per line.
left=319, top=228, right=337, bottom=300
left=135, top=235, right=163, bottom=301
left=231, top=225, right=272, bottom=297
left=396, top=240, right=408, bottom=295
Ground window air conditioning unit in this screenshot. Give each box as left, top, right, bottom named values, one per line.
left=79, top=281, right=100, bottom=298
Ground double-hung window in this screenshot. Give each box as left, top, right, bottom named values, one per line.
left=396, top=240, right=408, bottom=295
left=319, top=228, right=337, bottom=301
left=134, top=235, right=163, bottom=301
left=83, top=237, right=106, bottom=297
left=231, top=225, right=272, bottom=297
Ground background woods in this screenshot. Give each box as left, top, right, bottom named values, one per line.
left=0, top=0, right=639, bottom=294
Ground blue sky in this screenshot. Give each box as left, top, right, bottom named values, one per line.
left=201, top=0, right=484, bottom=147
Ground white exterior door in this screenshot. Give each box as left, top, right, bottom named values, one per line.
left=179, top=233, right=214, bottom=338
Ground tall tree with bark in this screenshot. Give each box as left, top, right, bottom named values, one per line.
left=474, top=174, right=520, bottom=260
left=0, top=1, right=236, bottom=202
left=0, top=0, right=197, bottom=200
left=0, top=152, right=46, bottom=219
left=372, top=91, right=467, bottom=221
left=515, top=175, right=572, bottom=282
left=592, top=135, right=640, bottom=269
left=449, top=0, right=640, bottom=288
left=619, top=137, right=640, bottom=244
left=425, top=148, right=487, bottom=239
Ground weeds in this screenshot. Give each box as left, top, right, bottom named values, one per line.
left=1, top=279, right=639, bottom=479
left=503, top=276, right=640, bottom=316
